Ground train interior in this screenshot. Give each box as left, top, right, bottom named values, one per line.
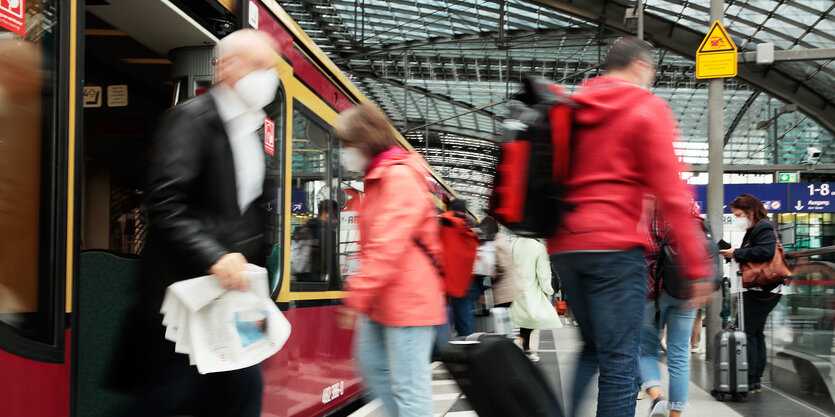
left=76, top=1, right=223, bottom=412
left=75, top=2, right=361, bottom=412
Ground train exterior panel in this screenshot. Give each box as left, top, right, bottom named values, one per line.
left=0, top=331, right=72, bottom=416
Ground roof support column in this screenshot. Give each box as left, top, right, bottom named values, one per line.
left=637, top=0, right=644, bottom=40
left=706, top=0, right=725, bottom=364
left=403, top=54, right=408, bottom=132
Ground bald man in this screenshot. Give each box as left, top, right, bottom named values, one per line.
left=113, top=30, right=279, bottom=416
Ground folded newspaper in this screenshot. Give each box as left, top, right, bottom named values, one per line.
left=160, top=264, right=291, bottom=374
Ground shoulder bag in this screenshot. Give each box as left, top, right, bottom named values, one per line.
left=740, top=229, right=791, bottom=288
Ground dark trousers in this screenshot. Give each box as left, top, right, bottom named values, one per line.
left=552, top=249, right=647, bottom=417
left=743, top=291, right=781, bottom=385
left=125, top=352, right=263, bottom=417
left=520, top=327, right=534, bottom=351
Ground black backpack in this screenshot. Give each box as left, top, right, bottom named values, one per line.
left=488, top=75, right=574, bottom=238
left=654, top=217, right=722, bottom=300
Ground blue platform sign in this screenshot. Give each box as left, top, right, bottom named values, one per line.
left=693, top=184, right=789, bottom=213
left=291, top=188, right=308, bottom=215
left=264, top=188, right=281, bottom=214
left=692, top=182, right=834, bottom=213
left=788, top=183, right=834, bottom=212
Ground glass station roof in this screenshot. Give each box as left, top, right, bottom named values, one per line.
left=283, top=0, right=835, bottom=210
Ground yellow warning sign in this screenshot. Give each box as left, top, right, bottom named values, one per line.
left=696, top=21, right=738, bottom=79
left=698, top=21, right=737, bottom=53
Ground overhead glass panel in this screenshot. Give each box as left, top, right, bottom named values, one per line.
left=285, top=0, right=835, bottom=211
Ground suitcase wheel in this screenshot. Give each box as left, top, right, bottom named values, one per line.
left=711, top=391, right=726, bottom=402
left=733, top=393, right=746, bottom=402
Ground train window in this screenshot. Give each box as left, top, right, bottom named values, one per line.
left=338, top=179, right=363, bottom=284
left=289, top=102, right=340, bottom=290
left=263, top=87, right=285, bottom=295
left=0, top=0, right=63, bottom=352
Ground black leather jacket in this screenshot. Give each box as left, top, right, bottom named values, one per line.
left=113, top=91, right=267, bottom=391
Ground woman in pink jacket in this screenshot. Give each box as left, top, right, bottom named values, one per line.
left=335, top=102, right=446, bottom=417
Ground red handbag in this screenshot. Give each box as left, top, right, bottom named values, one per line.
left=740, top=229, right=791, bottom=288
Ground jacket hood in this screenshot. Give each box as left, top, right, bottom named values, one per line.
left=572, top=76, right=655, bottom=127
left=365, top=149, right=429, bottom=180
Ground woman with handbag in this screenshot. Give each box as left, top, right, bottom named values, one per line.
left=720, top=193, right=789, bottom=395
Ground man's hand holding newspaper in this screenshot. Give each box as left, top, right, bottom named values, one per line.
left=160, top=264, right=291, bottom=374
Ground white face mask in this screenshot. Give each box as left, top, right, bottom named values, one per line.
left=233, top=68, right=280, bottom=110
left=732, top=216, right=751, bottom=231
left=341, top=147, right=369, bottom=173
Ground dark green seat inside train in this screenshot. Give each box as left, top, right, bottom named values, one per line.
left=77, top=251, right=140, bottom=417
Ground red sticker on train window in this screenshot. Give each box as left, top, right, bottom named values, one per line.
left=0, top=0, right=26, bottom=37
left=264, top=117, right=275, bottom=156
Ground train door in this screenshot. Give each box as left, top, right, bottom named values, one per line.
left=0, top=0, right=79, bottom=416
left=74, top=1, right=221, bottom=415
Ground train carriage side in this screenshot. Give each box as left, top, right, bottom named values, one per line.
left=253, top=2, right=457, bottom=415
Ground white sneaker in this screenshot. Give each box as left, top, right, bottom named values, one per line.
left=691, top=347, right=705, bottom=354
left=527, top=353, right=540, bottom=363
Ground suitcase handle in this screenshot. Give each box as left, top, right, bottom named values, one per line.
left=720, top=277, right=731, bottom=329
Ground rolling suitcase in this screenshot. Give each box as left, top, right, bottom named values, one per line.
left=441, top=333, right=565, bottom=417
left=473, top=286, right=514, bottom=338
left=711, top=276, right=748, bottom=402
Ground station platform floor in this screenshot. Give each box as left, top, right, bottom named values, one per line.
left=349, top=325, right=834, bottom=417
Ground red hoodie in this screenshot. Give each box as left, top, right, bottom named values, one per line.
left=547, top=76, right=712, bottom=282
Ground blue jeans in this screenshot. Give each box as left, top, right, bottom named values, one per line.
left=639, top=292, right=697, bottom=412
left=450, top=278, right=484, bottom=336
left=355, top=316, right=434, bottom=417
left=552, top=249, right=647, bottom=417
left=432, top=306, right=452, bottom=360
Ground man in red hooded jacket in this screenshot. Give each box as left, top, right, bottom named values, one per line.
left=548, top=37, right=714, bottom=417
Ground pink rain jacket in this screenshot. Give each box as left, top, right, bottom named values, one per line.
left=343, top=149, right=447, bottom=326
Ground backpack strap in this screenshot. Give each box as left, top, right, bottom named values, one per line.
left=414, top=236, right=444, bottom=278
left=652, top=213, right=668, bottom=330
left=654, top=244, right=664, bottom=330
left=394, top=161, right=446, bottom=278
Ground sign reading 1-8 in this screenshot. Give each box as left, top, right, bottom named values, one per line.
left=789, top=183, right=834, bottom=212
left=807, top=184, right=831, bottom=196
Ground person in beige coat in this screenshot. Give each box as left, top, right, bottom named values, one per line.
left=477, top=217, right=525, bottom=308
left=492, top=233, right=525, bottom=306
